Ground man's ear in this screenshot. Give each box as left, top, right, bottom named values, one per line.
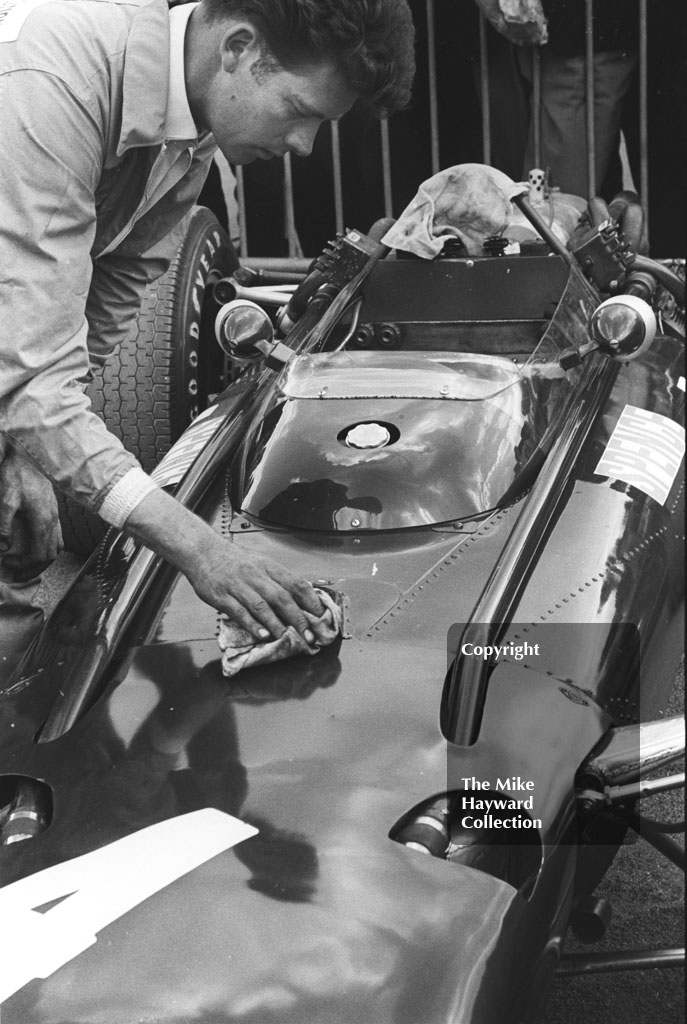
left=219, top=23, right=261, bottom=73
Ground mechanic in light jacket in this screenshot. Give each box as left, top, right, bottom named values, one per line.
left=0, top=0, right=415, bottom=668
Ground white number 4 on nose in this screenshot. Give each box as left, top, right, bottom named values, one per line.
left=0, top=809, right=258, bottom=1002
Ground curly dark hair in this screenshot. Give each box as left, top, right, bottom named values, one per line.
left=199, top=0, right=415, bottom=116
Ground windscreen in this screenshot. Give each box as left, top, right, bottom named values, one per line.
left=278, top=350, right=524, bottom=402
left=277, top=262, right=597, bottom=403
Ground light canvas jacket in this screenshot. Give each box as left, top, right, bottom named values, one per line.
left=0, top=0, right=216, bottom=511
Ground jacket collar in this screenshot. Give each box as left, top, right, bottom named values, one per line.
left=165, top=2, right=199, bottom=140
left=117, top=0, right=176, bottom=155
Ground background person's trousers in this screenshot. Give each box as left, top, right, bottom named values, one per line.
left=518, top=48, right=637, bottom=197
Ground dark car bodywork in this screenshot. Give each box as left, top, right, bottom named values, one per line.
left=0, top=234, right=684, bottom=1022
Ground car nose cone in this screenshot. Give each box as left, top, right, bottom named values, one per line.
left=344, top=423, right=392, bottom=449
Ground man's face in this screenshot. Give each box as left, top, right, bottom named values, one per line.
left=201, top=35, right=358, bottom=165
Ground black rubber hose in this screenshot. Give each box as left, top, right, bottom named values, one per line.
left=632, top=255, right=685, bottom=307
left=608, top=191, right=647, bottom=256
left=283, top=267, right=328, bottom=321
left=587, top=197, right=611, bottom=228
left=367, top=217, right=396, bottom=243
left=634, top=817, right=685, bottom=834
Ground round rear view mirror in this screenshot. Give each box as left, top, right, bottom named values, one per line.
left=588, top=295, right=656, bottom=361
left=215, top=300, right=274, bottom=361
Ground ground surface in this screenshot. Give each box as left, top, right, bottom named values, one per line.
left=546, top=668, right=684, bottom=1024
left=35, top=555, right=685, bottom=1024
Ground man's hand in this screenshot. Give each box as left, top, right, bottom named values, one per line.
left=189, top=542, right=326, bottom=643
left=0, top=441, right=63, bottom=581
left=123, top=487, right=325, bottom=642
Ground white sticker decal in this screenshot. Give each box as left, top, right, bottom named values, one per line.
left=0, top=809, right=258, bottom=1003
left=152, top=407, right=223, bottom=488
left=595, top=405, right=685, bottom=505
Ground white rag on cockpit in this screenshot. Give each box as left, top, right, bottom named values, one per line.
left=382, top=163, right=586, bottom=258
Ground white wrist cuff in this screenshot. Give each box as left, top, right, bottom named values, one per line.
left=99, top=468, right=159, bottom=528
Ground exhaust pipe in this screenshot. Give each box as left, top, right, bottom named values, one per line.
left=580, top=715, right=685, bottom=789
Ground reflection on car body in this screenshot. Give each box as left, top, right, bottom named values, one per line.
left=0, top=196, right=684, bottom=1023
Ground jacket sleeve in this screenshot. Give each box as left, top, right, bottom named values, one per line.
left=85, top=238, right=181, bottom=369
left=85, top=138, right=215, bottom=367
left=0, top=66, right=142, bottom=511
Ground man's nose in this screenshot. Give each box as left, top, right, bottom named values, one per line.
left=285, top=121, right=320, bottom=158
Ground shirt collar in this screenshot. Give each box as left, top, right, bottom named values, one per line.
left=165, top=1, right=200, bottom=141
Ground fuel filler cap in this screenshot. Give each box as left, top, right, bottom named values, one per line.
left=344, top=423, right=392, bottom=449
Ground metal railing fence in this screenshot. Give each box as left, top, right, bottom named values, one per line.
left=232, top=0, right=679, bottom=260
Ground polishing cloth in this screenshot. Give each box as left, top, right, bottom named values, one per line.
left=218, top=588, right=343, bottom=677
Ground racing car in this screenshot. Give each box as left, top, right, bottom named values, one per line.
left=0, top=178, right=684, bottom=1023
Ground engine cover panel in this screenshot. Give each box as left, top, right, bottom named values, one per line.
left=237, top=353, right=539, bottom=531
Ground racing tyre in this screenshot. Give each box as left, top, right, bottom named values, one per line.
left=57, top=206, right=238, bottom=554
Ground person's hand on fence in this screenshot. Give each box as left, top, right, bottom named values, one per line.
left=473, top=0, right=548, bottom=47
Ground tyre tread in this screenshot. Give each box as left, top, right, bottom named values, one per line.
left=59, top=207, right=232, bottom=553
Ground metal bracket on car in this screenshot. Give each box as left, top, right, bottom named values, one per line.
left=432, top=514, right=496, bottom=534
left=229, top=514, right=264, bottom=534
left=577, top=772, right=685, bottom=808
left=557, top=947, right=685, bottom=976
left=571, top=220, right=635, bottom=291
